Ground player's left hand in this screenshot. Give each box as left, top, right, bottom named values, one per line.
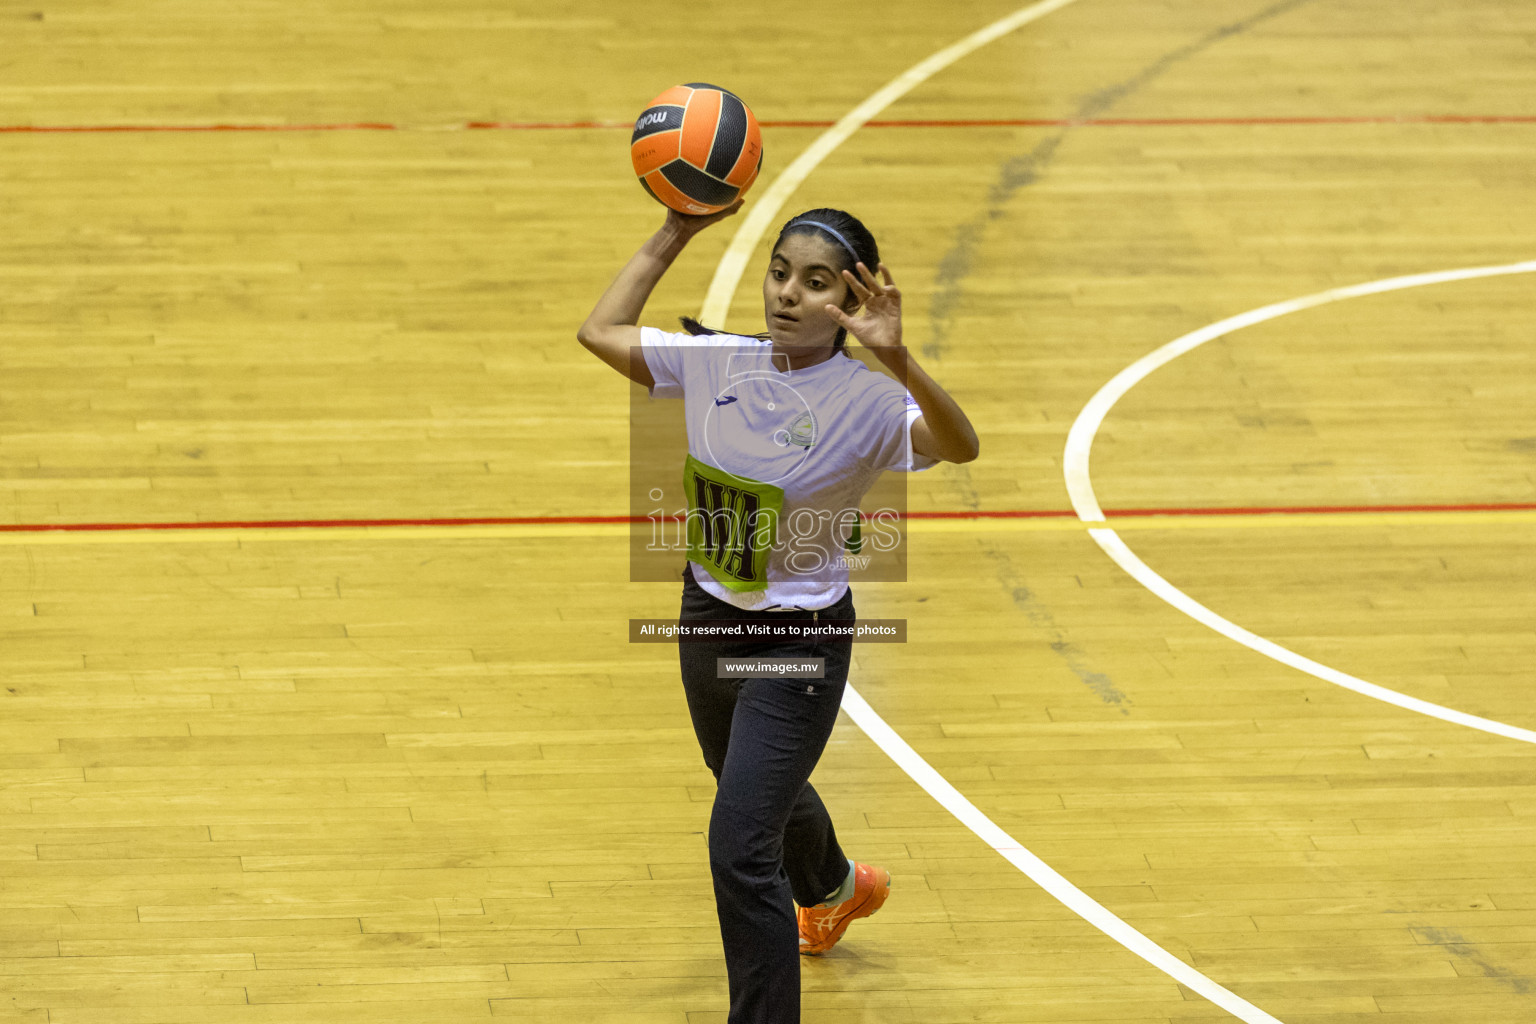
left=825, top=262, right=902, bottom=350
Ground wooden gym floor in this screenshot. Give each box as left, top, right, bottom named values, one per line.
left=2, top=0, right=1534, bottom=1021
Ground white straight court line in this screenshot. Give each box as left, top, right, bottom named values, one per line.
left=1063, top=259, right=1536, bottom=745
left=699, top=3, right=1288, bottom=1022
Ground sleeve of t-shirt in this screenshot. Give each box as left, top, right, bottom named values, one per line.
left=639, top=326, right=689, bottom=400
left=873, top=385, right=941, bottom=473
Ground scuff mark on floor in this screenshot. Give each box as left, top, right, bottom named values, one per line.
left=926, top=0, right=1317, bottom=360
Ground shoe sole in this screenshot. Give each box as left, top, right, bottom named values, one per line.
left=798, top=867, right=890, bottom=956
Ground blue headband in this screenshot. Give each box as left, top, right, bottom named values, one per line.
left=794, top=220, right=860, bottom=265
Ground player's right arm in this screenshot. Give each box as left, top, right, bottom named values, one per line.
left=577, top=201, right=743, bottom=387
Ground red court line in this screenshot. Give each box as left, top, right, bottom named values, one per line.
left=4, top=115, right=1533, bottom=134
left=3, top=502, right=1534, bottom=534
left=1104, top=501, right=1536, bottom=517
left=793, top=115, right=1536, bottom=128
left=1, top=122, right=410, bottom=134
left=0, top=515, right=634, bottom=533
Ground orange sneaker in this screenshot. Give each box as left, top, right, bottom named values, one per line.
left=797, top=862, right=891, bottom=955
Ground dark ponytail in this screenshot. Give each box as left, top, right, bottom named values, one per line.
left=678, top=208, right=880, bottom=352
left=676, top=315, right=767, bottom=339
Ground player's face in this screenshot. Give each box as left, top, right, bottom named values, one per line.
left=762, top=234, right=857, bottom=350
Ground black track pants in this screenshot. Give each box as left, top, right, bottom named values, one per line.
left=677, top=567, right=855, bottom=1024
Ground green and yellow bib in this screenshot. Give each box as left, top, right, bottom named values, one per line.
left=683, top=453, right=784, bottom=592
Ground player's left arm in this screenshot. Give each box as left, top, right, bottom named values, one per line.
left=826, top=261, right=980, bottom=465
left=906, top=377, right=978, bottom=465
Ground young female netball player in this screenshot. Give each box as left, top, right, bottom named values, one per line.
left=578, top=200, right=979, bottom=1024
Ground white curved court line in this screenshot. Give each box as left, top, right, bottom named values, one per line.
left=699, top=3, right=1288, bottom=1022
left=699, top=0, right=1084, bottom=327
left=1064, top=259, right=1536, bottom=745
left=842, top=684, right=1284, bottom=1024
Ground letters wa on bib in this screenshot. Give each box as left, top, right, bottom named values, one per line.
left=641, top=328, right=938, bottom=612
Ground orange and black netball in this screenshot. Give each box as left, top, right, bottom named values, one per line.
left=631, top=83, right=763, bottom=215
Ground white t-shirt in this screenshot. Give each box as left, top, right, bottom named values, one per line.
left=641, top=327, right=938, bottom=611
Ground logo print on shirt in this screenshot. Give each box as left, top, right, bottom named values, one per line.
left=786, top=411, right=817, bottom=449
left=703, top=356, right=816, bottom=486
